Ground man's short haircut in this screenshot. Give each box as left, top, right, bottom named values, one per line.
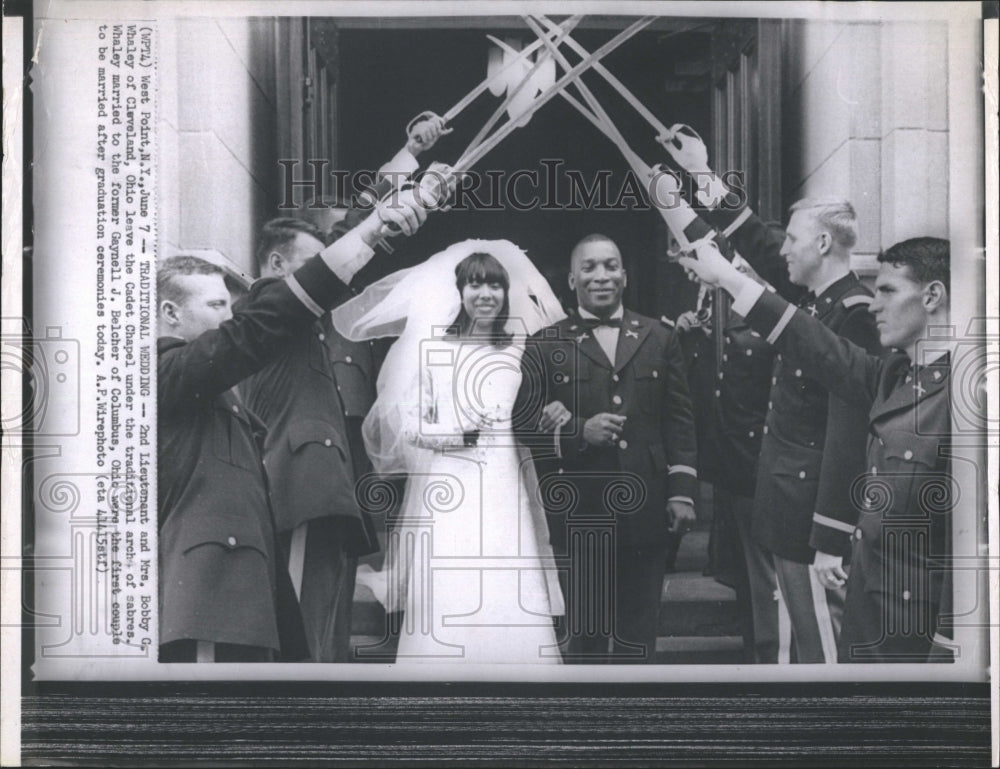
left=789, top=197, right=858, bottom=251
left=255, top=217, right=325, bottom=270
left=570, top=233, right=620, bottom=266
left=878, top=237, right=950, bottom=295
left=157, top=255, right=225, bottom=306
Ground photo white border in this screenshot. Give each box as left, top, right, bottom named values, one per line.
left=10, top=0, right=997, bottom=692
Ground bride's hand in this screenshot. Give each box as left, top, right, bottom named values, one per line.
left=458, top=408, right=494, bottom=434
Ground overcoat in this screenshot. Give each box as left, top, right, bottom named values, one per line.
left=239, top=303, right=379, bottom=555
left=157, top=255, right=348, bottom=652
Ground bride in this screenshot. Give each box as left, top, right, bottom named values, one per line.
left=332, top=240, right=567, bottom=663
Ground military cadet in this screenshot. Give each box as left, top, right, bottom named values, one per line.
left=156, top=186, right=435, bottom=663
left=238, top=116, right=450, bottom=662
left=713, top=198, right=882, bottom=664
left=650, top=160, right=882, bottom=662
left=238, top=218, right=380, bottom=662
left=707, top=256, right=780, bottom=663
left=680, top=236, right=955, bottom=662
left=668, top=281, right=717, bottom=575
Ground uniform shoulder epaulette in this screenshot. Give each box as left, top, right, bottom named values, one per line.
left=842, top=295, right=873, bottom=309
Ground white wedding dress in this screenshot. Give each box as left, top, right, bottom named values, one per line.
left=333, top=238, right=568, bottom=664
left=379, top=340, right=563, bottom=664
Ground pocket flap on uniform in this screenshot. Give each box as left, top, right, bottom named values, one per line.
left=178, top=512, right=269, bottom=557
left=771, top=450, right=821, bottom=480
left=287, top=419, right=346, bottom=458
left=633, top=361, right=661, bottom=380
left=884, top=430, right=940, bottom=467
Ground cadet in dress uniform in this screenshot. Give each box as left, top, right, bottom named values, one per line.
left=238, top=117, right=449, bottom=662
left=680, top=236, right=955, bottom=662
left=649, top=164, right=882, bottom=663
left=156, top=194, right=430, bottom=663
left=709, top=257, right=779, bottom=663
left=703, top=198, right=883, bottom=663
left=667, top=283, right=716, bottom=575
left=514, top=234, right=699, bottom=663
left=238, top=219, right=381, bottom=662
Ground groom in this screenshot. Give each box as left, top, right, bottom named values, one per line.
left=514, top=234, right=698, bottom=663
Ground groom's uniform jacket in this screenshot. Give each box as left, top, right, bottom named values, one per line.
left=514, top=308, right=698, bottom=554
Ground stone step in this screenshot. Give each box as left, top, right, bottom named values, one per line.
left=672, top=528, right=712, bottom=573
left=660, top=572, right=740, bottom=637
left=351, top=532, right=740, bottom=638
left=653, top=635, right=744, bottom=664
left=351, top=570, right=740, bottom=637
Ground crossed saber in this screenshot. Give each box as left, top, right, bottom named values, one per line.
left=511, top=14, right=712, bottom=253
left=381, top=14, right=709, bottom=255
left=377, top=16, right=654, bottom=237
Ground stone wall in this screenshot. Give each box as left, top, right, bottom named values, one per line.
left=782, top=20, right=950, bottom=272
left=157, top=18, right=278, bottom=283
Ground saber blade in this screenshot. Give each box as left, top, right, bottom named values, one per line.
left=454, top=16, right=655, bottom=174
left=530, top=13, right=703, bottom=145
left=463, top=16, right=582, bottom=159
left=444, top=15, right=583, bottom=124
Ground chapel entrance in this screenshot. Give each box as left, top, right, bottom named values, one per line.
left=274, top=15, right=785, bottom=662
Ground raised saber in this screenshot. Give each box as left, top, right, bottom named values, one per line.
left=444, top=15, right=582, bottom=124
left=453, top=16, right=655, bottom=175
left=378, top=16, right=653, bottom=241
left=462, top=16, right=582, bottom=163
left=525, top=30, right=702, bottom=253
left=399, top=17, right=581, bottom=155
left=374, top=17, right=580, bottom=241
left=560, top=84, right=705, bottom=253
left=519, top=16, right=649, bottom=178
left=529, top=13, right=706, bottom=149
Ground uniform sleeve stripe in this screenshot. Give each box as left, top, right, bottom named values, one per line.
left=668, top=465, right=697, bottom=477
left=766, top=304, right=797, bottom=345
left=812, top=513, right=856, bottom=534
left=285, top=274, right=324, bottom=317
left=722, top=207, right=752, bottom=238
left=842, top=295, right=873, bottom=308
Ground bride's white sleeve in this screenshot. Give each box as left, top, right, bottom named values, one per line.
left=403, top=366, right=469, bottom=451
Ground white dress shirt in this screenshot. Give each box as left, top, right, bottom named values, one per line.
left=577, top=305, right=624, bottom=366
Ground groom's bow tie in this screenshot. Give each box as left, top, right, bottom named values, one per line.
left=581, top=317, right=622, bottom=330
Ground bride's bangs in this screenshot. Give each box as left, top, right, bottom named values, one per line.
left=455, top=252, right=511, bottom=291
left=448, top=252, right=514, bottom=346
